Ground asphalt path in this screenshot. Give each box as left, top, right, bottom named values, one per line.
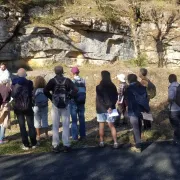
left=0, top=141, right=180, bottom=180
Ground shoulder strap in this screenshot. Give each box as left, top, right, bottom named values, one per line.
left=54, top=77, right=66, bottom=85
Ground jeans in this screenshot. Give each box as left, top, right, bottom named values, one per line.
left=33, top=106, right=48, bottom=128
left=51, top=104, right=70, bottom=148
left=15, top=110, right=37, bottom=147
left=0, top=125, right=5, bottom=141
left=130, top=116, right=142, bottom=147
left=169, top=111, right=180, bottom=142
left=70, top=102, right=86, bottom=140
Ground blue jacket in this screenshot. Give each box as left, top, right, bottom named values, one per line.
left=127, top=82, right=150, bottom=117
left=12, top=77, right=33, bottom=98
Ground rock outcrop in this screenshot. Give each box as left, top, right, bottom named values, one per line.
left=0, top=5, right=179, bottom=67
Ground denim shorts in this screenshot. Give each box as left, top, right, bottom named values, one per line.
left=33, top=106, right=48, bottom=128
left=97, top=113, right=115, bottom=123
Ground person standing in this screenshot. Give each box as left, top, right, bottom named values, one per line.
left=12, top=68, right=37, bottom=150
left=139, top=68, right=156, bottom=130
left=96, top=71, right=118, bottom=149
left=44, top=66, right=78, bottom=153
left=0, top=63, right=11, bottom=84
left=0, top=79, right=11, bottom=144
left=115, top=74, right=128, bottom=126
left=168, top=74, right=180, bottom=145
left=126, top=74, right=150, bottom=152
left=33, top=76, right=49, bottom=144
left=70, top=67, right=86, bottom=141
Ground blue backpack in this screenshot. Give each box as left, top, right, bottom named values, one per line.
left=35, top=89, right=48, bottom=108
left=73, top=78, right=86, bottom=104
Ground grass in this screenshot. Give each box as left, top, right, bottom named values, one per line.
left=0, top=61, right=179, bottom=155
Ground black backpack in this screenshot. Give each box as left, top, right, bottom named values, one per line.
left=175, top=85, right=180, bottom=107
left=12, top=84, right=31, bottom=111
left=52, top=78, right=68, bottom=108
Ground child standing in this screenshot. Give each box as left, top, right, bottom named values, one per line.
left=33, top=76, right=49, bottom=143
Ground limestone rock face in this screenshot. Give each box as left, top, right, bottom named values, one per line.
left=0, top=5, right=179, bottom=67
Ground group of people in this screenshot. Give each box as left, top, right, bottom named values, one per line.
left=0, top=62, right=179, bottom=153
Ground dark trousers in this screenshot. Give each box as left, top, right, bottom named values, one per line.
left=169, top=111, right=180, bottom=142
left=15, top=110, right=37, bottom=147
left=143, top=119, right=151, bottom=130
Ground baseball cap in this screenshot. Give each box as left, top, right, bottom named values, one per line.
left=71, top=67, right=80, bottom=74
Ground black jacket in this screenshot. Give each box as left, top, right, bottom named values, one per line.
left=44, top=75, right=78, bottom=101
left=96, top=81, right=118, bottom=114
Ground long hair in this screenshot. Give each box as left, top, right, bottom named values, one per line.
left=34, top=76, right=46, bottom=89
left=100, top=71, right=112, bottom=86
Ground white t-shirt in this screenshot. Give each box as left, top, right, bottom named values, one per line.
left=0, top=69, right=10, bottom=83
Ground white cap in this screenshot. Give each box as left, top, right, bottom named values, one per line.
left=117, top=74, right=126, bottom=82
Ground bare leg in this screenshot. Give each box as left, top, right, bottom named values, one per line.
left=36, top=128, right=40, bottom=140
left=99, top=123, right=105, bottom=142
left=108, top=122, right=117, bottom=143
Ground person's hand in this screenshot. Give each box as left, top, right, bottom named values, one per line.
left=107, top=108, right=112, bottom=114
left=116, top=100, right=120, bottom=105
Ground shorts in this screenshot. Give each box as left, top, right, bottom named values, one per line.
left=33, top=106, right=48, bottom=128
left=97, top=113, right=115, bottom=123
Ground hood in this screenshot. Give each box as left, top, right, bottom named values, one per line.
left=12, top=77, right=28, bottom=86
left=129, top=82, right=146, bottom=95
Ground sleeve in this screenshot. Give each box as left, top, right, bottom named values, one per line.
left=66, top=78, right=78, bottom=97
left=44, top=79, right=54, bottom=101
left=168, top=86, right=176, bottom=101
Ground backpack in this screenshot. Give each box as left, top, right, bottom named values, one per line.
left=132, top=90, right=150, bottom=113
left=175, top=85, right=180, bottom=107
left=147, top=80, right=156, bottom=99
left=73, top=78, right=86, bottom=104
left=34, top=89, right=48, bottom=108
left=52, top=78, right=68, bottom=108
left=12, top=84, right=31, bottom=111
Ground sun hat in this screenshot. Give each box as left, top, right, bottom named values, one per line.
left=71, top=67, right=80, bottom=74
left=117, top=74, right=126, bottom=82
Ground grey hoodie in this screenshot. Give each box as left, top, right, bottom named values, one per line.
left=168, top=82, right=180, bottom=111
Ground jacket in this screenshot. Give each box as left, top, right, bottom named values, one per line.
left=96, top=81, right=118, bottom=114
left=44, top=75, right=78, bottom=101
left=12, top=77, right=33, bottom=114
left=127, top=82, right=150, bottom=117
left=168, top=82, right=180, bottom=111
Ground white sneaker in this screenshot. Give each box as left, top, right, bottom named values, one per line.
left=99, top=142, right=105, bottom=148
left=32, top=145, right=38, bottom=149
left=113, top=143, right=119, bottom=149
left=21, top=145, right=30, bottom=151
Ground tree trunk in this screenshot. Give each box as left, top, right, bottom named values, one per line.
left=156, top=40, right=165, bottom=68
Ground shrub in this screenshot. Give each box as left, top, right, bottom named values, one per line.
left=130, top=53, right=148, bottom=67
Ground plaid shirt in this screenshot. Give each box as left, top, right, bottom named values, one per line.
left=118, top=82, right=128, bottom=101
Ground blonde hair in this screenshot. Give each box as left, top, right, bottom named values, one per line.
left=34, top=76, right=46, bottom=89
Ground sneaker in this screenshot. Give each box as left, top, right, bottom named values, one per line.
left=32, top=145, right=38, bottom=149
left=113, top=143, right=119, bottom=149
left=130, top=146, right=141, bottom=153
left=21, top=145, right=30, bottom=151
left=63, top=146, right=72, bottom=153
left=52, top=145, right=61, bottom=153
left=99, top=142, right=105, bottom=148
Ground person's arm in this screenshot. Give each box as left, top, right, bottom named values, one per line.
left=44, top=79, right=54, bottom=101
left=168, top=86, right=176, bottom=103
left=66, top=78, right=78, bottom=97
